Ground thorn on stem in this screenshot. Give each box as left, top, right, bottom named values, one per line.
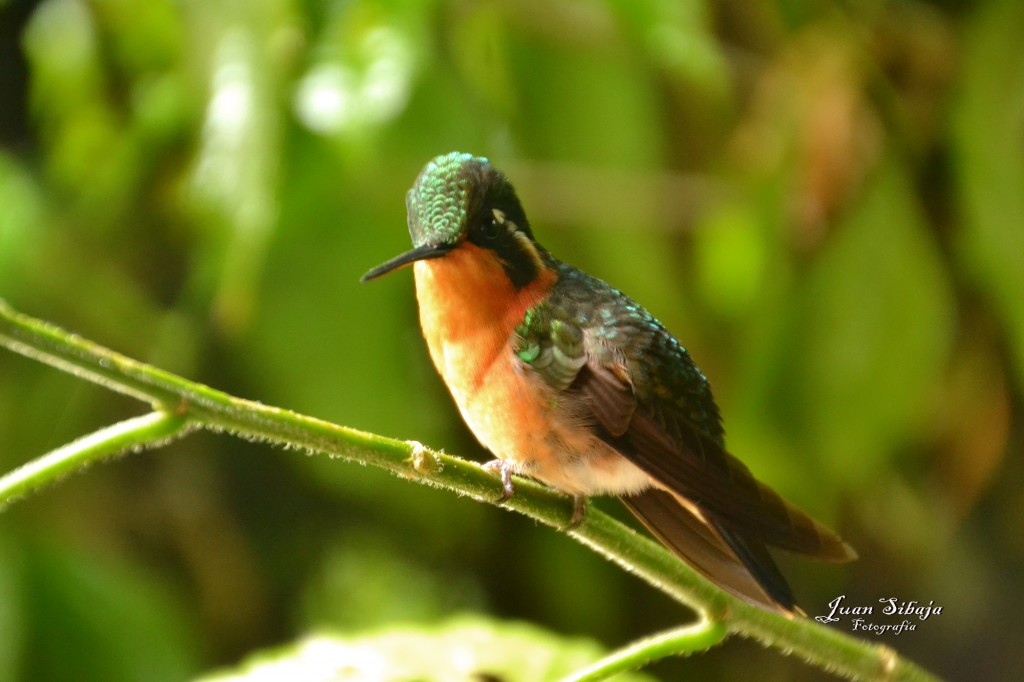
left=407, top=441, right=440, bottom=475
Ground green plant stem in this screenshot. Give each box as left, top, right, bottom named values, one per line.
left=0, top=410, right=191, bottom=509
left=0, top=300, right=941, bottom=681
left=560, top=619, right=728, bottom=682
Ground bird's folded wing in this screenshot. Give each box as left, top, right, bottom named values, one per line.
left=577, top=361, right=856, bottom=562
left=623, top=487, right=800, bottom=612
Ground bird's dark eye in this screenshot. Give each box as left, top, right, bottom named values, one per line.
left=477, top=209, right=505, bottom=241
left=480, top=219, right=500, bottom=240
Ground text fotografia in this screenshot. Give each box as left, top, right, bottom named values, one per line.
left=815, top=596, right=943, bottom=635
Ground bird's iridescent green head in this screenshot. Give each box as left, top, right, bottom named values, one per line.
left=362, top=152, right=544, bottom=288
left=406, top=151, right=486, bottom=247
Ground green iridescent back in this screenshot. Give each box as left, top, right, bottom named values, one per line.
left=514, top=261, right=725, bottom=445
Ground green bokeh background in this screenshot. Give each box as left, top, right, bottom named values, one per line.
left=1, top=0, right=1022, bottom=679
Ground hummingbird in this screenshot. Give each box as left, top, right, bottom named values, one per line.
left=362, top=152, right=856, bottom=615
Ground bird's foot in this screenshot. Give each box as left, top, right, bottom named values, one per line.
left=560, top=495, right=587, bottom=532
left=482, top=459, right=516, bottom=503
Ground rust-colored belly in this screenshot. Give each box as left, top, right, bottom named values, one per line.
left=413, top=248, right=651, bottom=497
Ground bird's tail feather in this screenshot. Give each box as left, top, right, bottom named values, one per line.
left=622, top=488, right=800, bottom=615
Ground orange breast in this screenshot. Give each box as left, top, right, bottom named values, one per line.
left=413, top=244, right=653, bottom=497
left=413, top=243, right=555, bottom=461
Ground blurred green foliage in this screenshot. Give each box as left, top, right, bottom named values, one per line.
left=1, top=0, right=1022, bottom=680
left=197, top=615, right=655, bottom=682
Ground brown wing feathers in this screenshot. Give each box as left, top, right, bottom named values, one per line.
left=622, top=488, right=799, bottom=613
left=615, top=403, right=855, bottom=562
left=575, top=360, right=854, bottom=613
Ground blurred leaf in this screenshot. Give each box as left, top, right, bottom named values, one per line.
left=0, top=153, right=45, bottom=294
left=294, top=1, right=421, bottom=138
left=797, top=161, right=955, bottom=486
left=0, top=532, right=26, bottom=682
left=450, top=1, right=517, bottom=116
left=27, top=542, right=199, bottom=682
left=89, top=0, right=183, bottom=75
left=185, top=4, right=290, bottom=334
left=509, top=9, right=663, bottom=168
left=198, top=615, right=655, bottom=682
left=933, top=330, right=1010, bottom=520
left=952, top=0, right=1024, bottom=395
left=298, top=529, right=485, bottom=632
left=693, top=203, right=768, bottom=318
left=609, top=0, right=728, bottom=99
left=24, top=0, right=114, bottom=200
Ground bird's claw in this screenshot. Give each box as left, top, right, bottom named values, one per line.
left=482, top=459, right=516, bottom=503
left=560, top=495, right=587, bottom=532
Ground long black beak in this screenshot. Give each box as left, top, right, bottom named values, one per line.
left=360, top=243, right=455, bottom=282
